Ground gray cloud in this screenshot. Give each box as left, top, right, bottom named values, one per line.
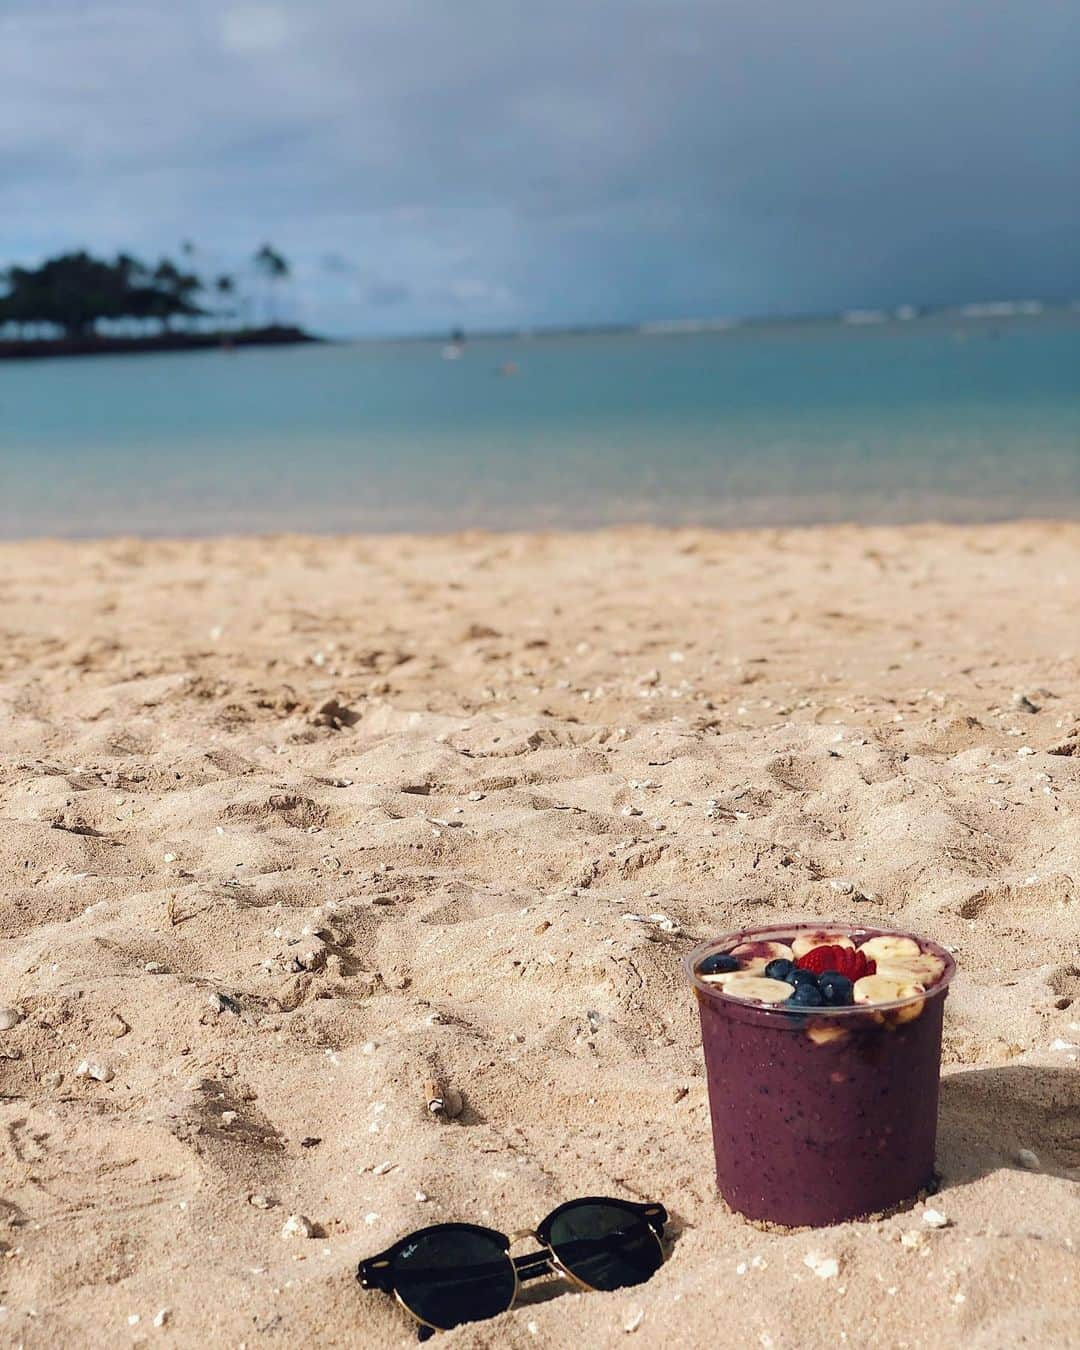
left=2, top=0, right=1078, bottom=334
left=367, top=280, right=410, bottom=307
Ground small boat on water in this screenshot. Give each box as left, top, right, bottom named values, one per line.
left=441, top=327, right=466, bottom=360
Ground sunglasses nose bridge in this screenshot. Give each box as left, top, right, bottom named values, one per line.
left=508, top=1228, right=541, bottom=1246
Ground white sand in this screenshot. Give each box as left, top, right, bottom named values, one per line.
left=0, top=524, right=1077, bottom=1347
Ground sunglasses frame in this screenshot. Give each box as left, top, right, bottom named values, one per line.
left=359, top=1196, right=668, bottom=1339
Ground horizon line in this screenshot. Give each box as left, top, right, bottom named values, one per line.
left=327, top=297, right=1080, bottom=345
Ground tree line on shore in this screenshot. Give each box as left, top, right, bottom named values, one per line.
left=0, top=243, right=291, bottom=340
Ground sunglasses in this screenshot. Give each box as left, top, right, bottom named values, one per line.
left=358, top=1195, right=667, bottom=1339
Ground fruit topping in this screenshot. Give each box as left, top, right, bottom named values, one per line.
left=817, top=972, right=855, bottom=1006
left=873, top=952, right=946, bottom=986
left=852, top=975, right=924, bottom=1006
left=730, top=941, right=795, bottom=972
left=699, top=951, right=740, bottom=977
left=785, top=981, right=826, bottom=1007
left=763, top=957, right=797, bottom=982
left=858, top=935, right=920, bottom=964
left=697, top=929, right=942, bottom=1017
left=791, top=931, right=856, bottom=960
left=797, top=945, right=876, bottom=980
left=719, top=974, right=796, bottom=1003
left=805, top=1022, right=850, bottom=1045
left=796, top=945, right=840, bottom=976
left=890, top=993, right=927, bottom=1024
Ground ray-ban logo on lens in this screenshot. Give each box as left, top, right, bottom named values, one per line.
left=400, top=1243, right=419, bottom=1260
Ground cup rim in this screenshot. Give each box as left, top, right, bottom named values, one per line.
left=684, top=920, right=956, bottom=1016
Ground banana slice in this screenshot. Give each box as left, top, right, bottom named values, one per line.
left=721, top=974, right=795, bottom=1004
left=853, top=975, right=924, bottom=1006
left=859, top=935, right=920, bottom=964
left=874, top=952, right=945, bottom=986
left=700, top=971, right=740, bottom=987
left=806, top=1023, right=850, bottom=1046
left=792, top=931, right=856, bottom=959
left=890, top=993, right=927, bottom=1024
left=730, top=940, right=794, bottom=972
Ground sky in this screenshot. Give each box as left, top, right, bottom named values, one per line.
left=2, top=0, right=1079, bottom=337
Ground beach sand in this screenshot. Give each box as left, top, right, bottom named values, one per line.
left=0, top=523, right=1077, bottom=1348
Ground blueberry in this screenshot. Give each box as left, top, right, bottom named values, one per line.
left=699, top=951, right=739, bottom=976
left=764, top=958, right=796, bottom=982
left=818, top=972, right=854, bottom=1006
left=785, top=981, right=825, bottom=1008
left=790, top=967, right=819, bottom=987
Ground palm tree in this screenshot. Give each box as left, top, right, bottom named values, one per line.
left=114, top=253, right=151, bottom=333
left=149, top=259, right=203, bottom=332
left=253, top=244, right=290, bottom=324
left=214, top=273, right=236, bottom=328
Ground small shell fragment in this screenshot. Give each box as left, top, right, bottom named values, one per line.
left=623, top=1306, right=645, bottom=1333
left=423, top=1078, right=463, bottom=1119
left=75, top=1058, right=114, bottom=1082
left=803, top=1251, right=840, bottom=1279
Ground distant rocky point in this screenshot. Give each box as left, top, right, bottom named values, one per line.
left=0, top=324, right=322, bottom=361
left=1, top=245, right=314, bottom=360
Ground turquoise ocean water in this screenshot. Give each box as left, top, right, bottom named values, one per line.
left=2, top=314, right=1079, bottom=538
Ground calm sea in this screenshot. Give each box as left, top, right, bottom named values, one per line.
left=2, top=314, right=1079, bottom=538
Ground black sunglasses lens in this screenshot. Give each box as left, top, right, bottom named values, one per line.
left=391, top=1229, right=515, bottom=1332
left=547, top=1203, right=662, bottom=1293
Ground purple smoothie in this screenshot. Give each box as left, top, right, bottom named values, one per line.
left=686, top=922, right=955, bottom=1227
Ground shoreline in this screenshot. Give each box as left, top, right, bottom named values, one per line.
left=3, top=513, right=1080, bottom=548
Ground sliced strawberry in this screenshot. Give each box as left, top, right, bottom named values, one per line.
left=842, top=948, right=876, bottom=979
left=797, top=944, right=876, bottom=979
left=796, top=944, right=846, bottom=975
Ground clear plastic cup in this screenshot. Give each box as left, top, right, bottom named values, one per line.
left=685, top=922, right=956, bottom=1227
